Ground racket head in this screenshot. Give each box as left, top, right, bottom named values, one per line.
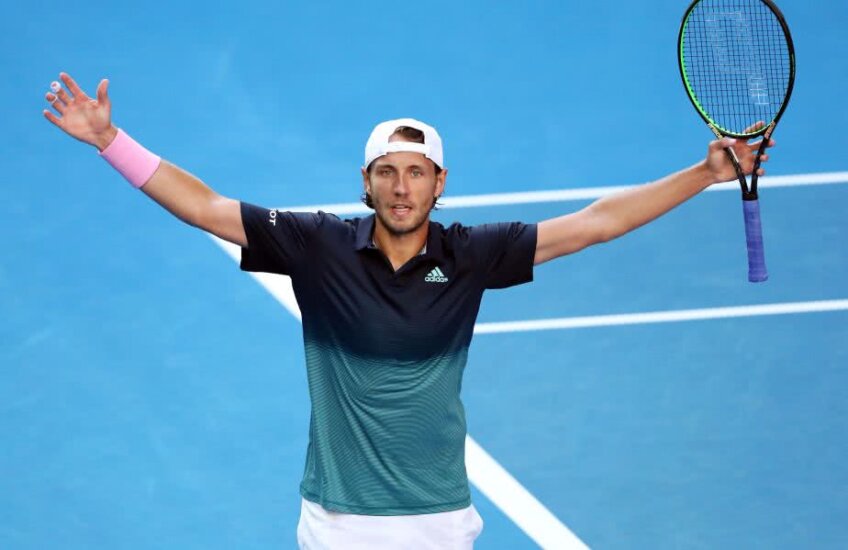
left=678, top=0, right=796, bottom=139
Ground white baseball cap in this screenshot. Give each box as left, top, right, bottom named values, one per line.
left=364, top=118, right=444, bottom=169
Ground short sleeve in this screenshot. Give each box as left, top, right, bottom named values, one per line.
left=468, top=222, right=538, bottom=289
left=239, top=201, right=324, bottom=275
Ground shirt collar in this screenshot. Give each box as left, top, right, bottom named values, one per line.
left=354, top=215, right=442, bottom=258
left=354, top=216, right=376, bottom=251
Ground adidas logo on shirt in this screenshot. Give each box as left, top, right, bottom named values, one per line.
left=424, top=267, right=449, bottom=283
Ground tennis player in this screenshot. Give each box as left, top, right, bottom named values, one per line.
left=43, top=72, right=773, bottom=549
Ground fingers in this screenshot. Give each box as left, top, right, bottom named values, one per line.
left=60, top=72, right=89, bottom=100
left=55, top=87, right=73, bottom=104
left=42, top=109, right=62, bottom=127
left=45, top=91, right=65, bottom=114
left=743, top=120, right=766, bottom=134
left=43, top=82, right=64, bottom=125
left=42, top=73, right=107, bottom=121
left=96, top=79, right=110, bottom=104
left=740, top=120, right=776, bottom=150
left=749, top=138, right=776, bottom=150
left=43, top=72, right=100, bottom=109
left=708, top=137, right=736, bottom=154
left=45, top=76, right=73, bottom=113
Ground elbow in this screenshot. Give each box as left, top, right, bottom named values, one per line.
left=596, top=223, right=623, bottom=244
left=183, top=203, right=207, bottom=230
left=585, top=204, right=621, bottom=245
left=191, top=194, right=227, bottom=232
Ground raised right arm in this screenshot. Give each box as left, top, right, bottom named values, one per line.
left=136, top=160, right=246, bottom=247
left=43, top=72, right=248, bottom=248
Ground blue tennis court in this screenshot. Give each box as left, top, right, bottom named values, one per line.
left=3, top=1, right=847, bottom=548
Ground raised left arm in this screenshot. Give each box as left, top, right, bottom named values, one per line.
left=534, top=135, right=774, bottom=265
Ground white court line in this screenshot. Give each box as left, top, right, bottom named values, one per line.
left=273, top=170, right=848, bottom=215
left=212, top=237, right=588, bottom=549
left=474, top=300, right=848, bottom=335
left=466, top=437, right=589, bottom=549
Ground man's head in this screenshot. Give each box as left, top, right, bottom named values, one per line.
left=361, top=119, right=447, bottom=237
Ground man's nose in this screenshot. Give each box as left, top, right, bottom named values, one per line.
left=392, top=175, right=410, bottom=195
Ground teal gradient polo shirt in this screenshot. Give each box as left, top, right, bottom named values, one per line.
left=240, top=202, right=536, bottom=515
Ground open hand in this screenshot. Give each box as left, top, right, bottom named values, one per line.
left=43, top=72, right=117, bottom=151
left=706, top=121, right=776, bottom=184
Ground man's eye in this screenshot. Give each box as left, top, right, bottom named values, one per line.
left=379, top=169, right=392, bottom=176
left=411, top=169, right=422, bottom=177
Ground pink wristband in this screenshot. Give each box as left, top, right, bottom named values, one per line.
left=98, top=128, right=162, bottom=189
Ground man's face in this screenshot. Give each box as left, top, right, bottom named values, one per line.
left=362, top=151, right=446, bottom=237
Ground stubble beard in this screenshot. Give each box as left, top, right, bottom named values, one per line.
left=373, top=199, right=430, bottom=237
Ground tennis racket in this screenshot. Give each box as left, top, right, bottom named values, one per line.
left=678, top=0, right=795, bottom=282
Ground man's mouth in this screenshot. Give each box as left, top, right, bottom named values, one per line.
left=391, top=205, right=412, bottom=217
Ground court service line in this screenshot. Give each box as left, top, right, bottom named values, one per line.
left=275, top=170, right=848, bottom=215
left=474, top=300, right=848, bottom=334
left=211, top=237, right=588, bottom=550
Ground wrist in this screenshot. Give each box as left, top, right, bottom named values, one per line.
left=98, top=128, right=162, bottom=189
left=693, top=160, right=718, bottom=189
left=93, top=126, right=119, bottom=152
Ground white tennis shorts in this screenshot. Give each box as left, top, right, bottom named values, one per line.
left=296, top=498, right=484, bottom=549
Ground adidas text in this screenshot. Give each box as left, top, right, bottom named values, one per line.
left=425, top=267, right=449, bottom=283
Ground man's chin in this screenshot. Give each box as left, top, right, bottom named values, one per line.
left=376, top=210, right=428, bottom=237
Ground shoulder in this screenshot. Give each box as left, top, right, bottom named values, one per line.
left=275, top=209, right=350, bottom=233
left=435, top=220, right=470, bottom=240
left=429, top=220, right=475, bottom=254
left=436, top=220, right=536, bottom=247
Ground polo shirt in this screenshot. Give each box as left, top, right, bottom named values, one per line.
left=239, top=202, right=537, bottom=516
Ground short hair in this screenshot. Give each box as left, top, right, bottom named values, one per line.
left=361, top=126, right=443, bottom=210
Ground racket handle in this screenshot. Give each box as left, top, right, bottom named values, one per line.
left=742, top=199, right=769, bottom=283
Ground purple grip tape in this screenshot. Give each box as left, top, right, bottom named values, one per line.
left=743, top=199, right=768, bottom=283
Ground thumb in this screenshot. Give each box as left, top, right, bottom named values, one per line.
left=96, top=79, right=110, bottom=104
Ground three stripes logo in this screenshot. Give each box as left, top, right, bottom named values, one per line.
left=424, top=267, right=449, bottom=283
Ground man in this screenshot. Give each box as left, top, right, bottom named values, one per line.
left=43, top=72, right=772, bottom=549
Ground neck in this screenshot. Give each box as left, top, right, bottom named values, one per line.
left=373, top=219, right=429, bottom=271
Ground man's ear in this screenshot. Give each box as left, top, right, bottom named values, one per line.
left=361, top=167, right=370, bottom=194
left=435, top=167, right=448, bottom=199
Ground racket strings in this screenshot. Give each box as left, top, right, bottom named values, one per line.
left=681, top=0, right=791, bottom=136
